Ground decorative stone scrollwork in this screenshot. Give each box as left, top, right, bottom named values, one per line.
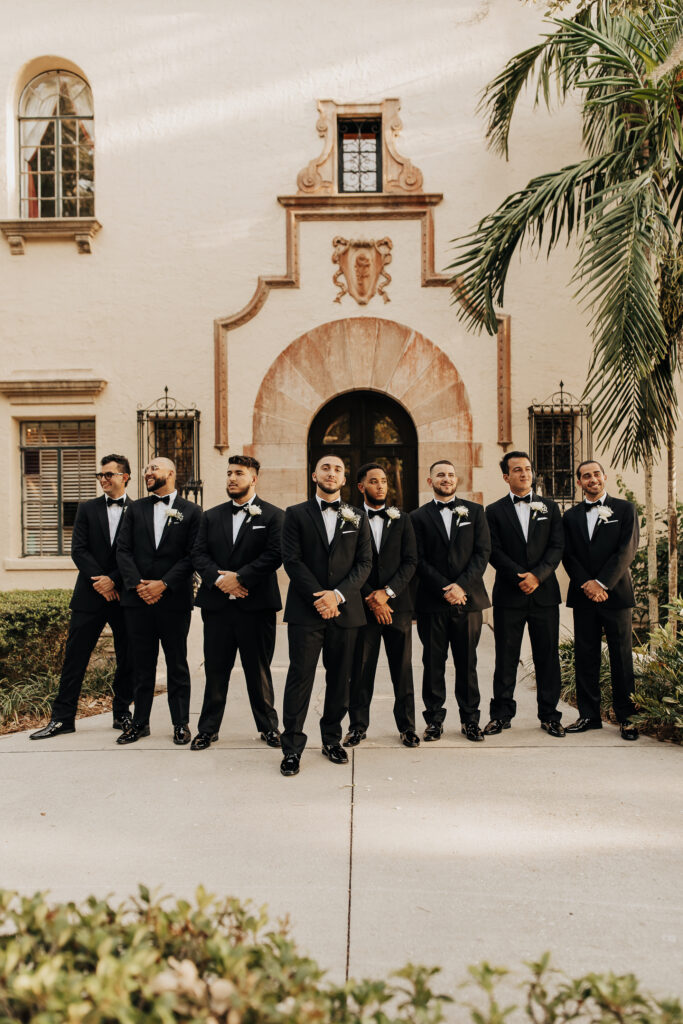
left=332, top=237, right=393, bottom=305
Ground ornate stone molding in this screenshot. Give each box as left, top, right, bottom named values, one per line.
left=0, top=377, right=107, bottom=404
left=332, top=237, right=392, bottom=304
left=0, top=218, right=102, bottom=254
left=297, top=99, right=424, bottom=196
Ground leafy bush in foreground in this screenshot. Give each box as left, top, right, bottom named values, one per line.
left=0, top=889, right=680, bottom=1024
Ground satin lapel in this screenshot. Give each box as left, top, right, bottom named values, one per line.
left=112, top=498, right=130, bottom=544
left=232, top=499, right=261, bottom=557
left=156, top=498, right=184, bottom=552
left=95, top=496, right=111, bottom=547
left=305, top=500, right=331, bottom=550
left=220, top=504, right=235, bottom=555
left=378, top=517, right=391, bottom=551
left=427, top=501, right=451, bottom=548
left=591, top=496, right=612, bottom=544
left=501, top=496, right=527, bottom=546
left=143, top=498, right=156, bottom=548
left=329, top=510, right=348, bottom=555
left=577, top=503, right=591, bottom=545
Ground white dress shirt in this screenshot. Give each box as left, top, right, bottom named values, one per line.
left=106, top=496, right=127, bottom=545
left=316, top=495, right=344, bottom=604
left=510, top=491, right=531, bottom=541
left=434, top=498, right=454, bottom=539
left=153, top=489, right=177, bottom=548
left=218, top=497, right=255, bottom=597
left=364, top=503, right=385, bottom=550
left=585, top=495, right=605, bottom=540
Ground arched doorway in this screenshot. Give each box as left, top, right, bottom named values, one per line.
left=308, top=391, right=418, bottom=509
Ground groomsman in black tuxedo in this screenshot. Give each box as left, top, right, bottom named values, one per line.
left=344, top=463, right=419, bottom=748
left=280, top=454, right=372, bottom=776
left=562, top=460, right=640, bottom=740
left=191, top=455, right=283, bottom=750
left=31, top=454, right=134, bottom=739
left=115, top=457, right=201, bottom=745
left=411, top=459, right=491, bottom=742
left=484, top=451, right=565, bottom=738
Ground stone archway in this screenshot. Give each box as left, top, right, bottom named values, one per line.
left=245, top=317, right=482, bottom=508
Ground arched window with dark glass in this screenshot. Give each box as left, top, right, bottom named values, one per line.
left=308, top=391, right=418, bottom=509
left=18, top=70, right=94, bottom=218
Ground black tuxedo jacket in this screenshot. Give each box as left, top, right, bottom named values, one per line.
left=282, top=500, right=372, bottom=628
left=69, top=494, right=131, bottom=612
left=562, top=495, right=638, bottom=609
left=192, top=497, right=284, bottom=612
left=116, top=495, right=201, bottom=610
left=486, top=493, right=563, bottom=608
left=361, top=510, right=417, bottom=615
left=411, top=498, right=491, bottom=613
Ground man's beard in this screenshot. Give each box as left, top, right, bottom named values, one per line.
left=433, top=482, right=456, bottom=497
left=227, top=484, right=250, bottom=502
left=146, top=475, right=168, bottom=492
left=317, top=481, right=341, bottom=495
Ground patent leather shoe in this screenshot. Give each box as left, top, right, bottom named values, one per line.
left=483, top=718, right=510, bottom=735
left=322, top=743, right=349, bottom=765
left=400, top=730, right=420, bottom=748
left=461, top=722, right=485, bottom=742
left=540, top=720, right=566, bottom=738
left=191, top=731, right=219, bottom=750
left=343, top=728, right=367, bottom=747
left=112, top=715, right=133, bottom=731
left=260, top=730, right=281, bottom=748
left=565, top=717, right=602, bottom=733
left=30, top=719, right=75, bottom=740
left=116, top=723, right=150, bottom=744
left=423, top=723, right=443, bottom=742
left=280, top=753, right=300, bottom=776
left=620, top=722, right=639, bottom=741
left=173, top=724, right=191, bottom=745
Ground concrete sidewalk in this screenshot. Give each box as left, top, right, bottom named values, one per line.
left=1, top=612, right=681, bottom=1005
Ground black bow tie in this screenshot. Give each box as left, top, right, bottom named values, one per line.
left=232, top=503, right=249, bottom=515
left=106, top=497, right=124, bottom=507
left=152, top=494, right=170, bottom=505
left=320, top=500, right=340, bottom=512
left=584, top=500, right=603, bottom=508
left=367, top=508, right=387, bottom=519
left=436, top=500, right=456, bottom=511
left=513, top=494, right=531, bottom=504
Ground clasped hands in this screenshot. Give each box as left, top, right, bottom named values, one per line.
left=517, top=571, right=540, bottom=594
left=581, top=579, right=608, bottom=602
left=91, top=575, right=119, bottom=602
left=215, top=571, right=248, bottom=598
left=136, top=579, right=167, bottom=604
left=365, top=588, right=392, bottom=625
left=313, top=590, right=341, bottom=619
left=443, top=582, right=467, bottom=606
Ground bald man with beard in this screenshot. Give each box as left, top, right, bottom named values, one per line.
left=116, top=457, right=201, bottom=745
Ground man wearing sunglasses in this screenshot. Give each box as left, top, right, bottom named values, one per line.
left=31, top=454, right=134, bottom=739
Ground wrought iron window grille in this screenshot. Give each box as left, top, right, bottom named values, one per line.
left=337, top=117, right=382, bottom=193
left=528, top=382, right=592, bottom=509
left=137, top=387, right=203, bottom=505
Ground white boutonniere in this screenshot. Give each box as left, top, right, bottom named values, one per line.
left=165, top=508, right=184, bottom=523
left=386, top=507, right=400, bottom=525
left=455, top=505, right=469, bottom=523
left=596, top=506, right=613, bottom=523
left=246, top=504, right=262, bottom=517
left=338, top=504, right=361, bottom=528
left=530, top=500, right=548, bottom=519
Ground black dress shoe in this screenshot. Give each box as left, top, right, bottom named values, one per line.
left=260, top=730, right=282, bottom=748
left=343, top=728, right=367, bottom=747
left=540, top=721, right=566, bottom=738
left=483, top=718, right=510, bottom=735
left=191, top=731, right=219, bottom=750
left=400, top=730, right=420, bottom=748
left=30, top=719, right=75, bottom=740
left=322, top=743, right=349, bottom=765
left=280, top=753, right=300, bottom=776
left=620, top=722, right=639, bottom=741
left=173, top=724, right=191, bottom=745
left=423, top=723, right=443, bottom=742
left=565, top=717, right=602, bottom=733
left=112, top=715, right=133, bottom=731
left=116, top=723, right=150, bottom=744
left=461, top=722, right=485, bottom=742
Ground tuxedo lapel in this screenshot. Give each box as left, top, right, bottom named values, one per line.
left=379, top=517, right=391, bottom=551
left=305, top=500, right=331, bottom=551
left=591, top=495, right=613, bottom=545
left=328, top=511, right=347, bottom=556
left=112, top=498, right=130, bottom=544
left=156, top=497, right=185, bottom=552
left=232, top=499, right=261, bottom=557
left=502, top=496, right=527, bottom=546
left=142, top=498, right=156, bottom=548
left=95, top=496, right=110, bottom=547
left=220, top=505, right=235, bottom=555
left=426, top=501, right=451, bottom=547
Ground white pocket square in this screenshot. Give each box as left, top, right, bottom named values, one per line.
left=535, top=517, right=548, bottom=521
left=252, top=525, right=266, bottom=530
left=457, top=522, right=472, bottom=528
left=341, top=529, right=355, bottom=534
left=602, top=520, right=619, bottom=525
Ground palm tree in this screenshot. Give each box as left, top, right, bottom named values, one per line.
left=448, top=0, right=683, bottom=616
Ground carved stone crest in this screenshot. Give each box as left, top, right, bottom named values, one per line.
left=332, top=237, right=392, bottom=305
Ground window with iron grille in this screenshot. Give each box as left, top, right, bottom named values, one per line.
left=528, top=385, right=592, bottom=509
left=20, top=420, right=96, bottom=555
left=338, top=118, right=382, bottom=193
left=137, top=388, right=202, bottom=505
left=18, top=70, right=94, bottom=218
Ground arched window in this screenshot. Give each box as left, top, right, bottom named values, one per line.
left=18, top=70, right=94, bottom=218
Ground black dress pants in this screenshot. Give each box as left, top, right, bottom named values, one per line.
left=490, top=604, right=562, bottom=722
left=417, top=608, right=482, bottom=726
left=197, top=605, right=279, bottom=735
left=281, top=621, right=357, bottom=756
left=572, top=603, right=636, bottom=722
left=51, top=604, right=133, bottom=723
left=349, top=613, right=415, bottom=733
left=124, top=604, right=192, bottom=728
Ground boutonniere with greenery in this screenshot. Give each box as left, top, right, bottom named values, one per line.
left=338, top=504, right=361, bottom=528
left=246, top=505, right=262, bottom=518
left=165, top=508, right=184, bottom=524
left=530, top=500, right=548, bottom=519
left=386, top=507, right=400, bottom=525
left=596, top=506, right=613, bottom=523
left=454, top=505, right=469, bottom=524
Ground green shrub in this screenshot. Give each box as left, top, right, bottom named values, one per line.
left=0, top=890, right=679, bottom=1024
left=559, top=635, right=614, bottom=718
left=0, top=589, right=73, bottom=682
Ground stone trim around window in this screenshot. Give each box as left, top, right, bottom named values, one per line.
left=0, top=378, right=107, bottom=404
left=0, top=218, right=102, bottom=254
left=4, top=557, right=75, bottom=570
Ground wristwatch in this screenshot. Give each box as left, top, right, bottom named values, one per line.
left=384, top=587, right=396, bottom=599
